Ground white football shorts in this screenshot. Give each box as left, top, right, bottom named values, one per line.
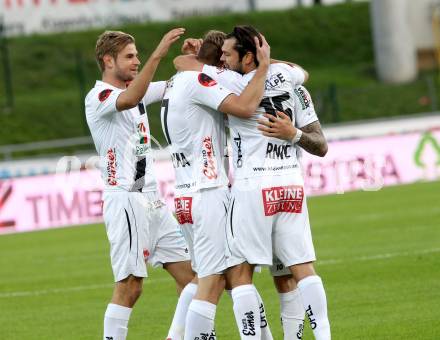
left=103, top=190, right=190, bottom=282
left=226, top=174, right=316, bottom=269
left=174, top=186, right=230, bottom=278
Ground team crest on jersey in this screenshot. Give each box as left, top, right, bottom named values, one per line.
left=198, top=73, right=217, bottom=87
left=262, top=185, right=303, bottom=216
left=98, top=89, right=113, bottom=102
left=174, top=197, right=193, bottom=224
left=137, top=122, right=148, bottom=144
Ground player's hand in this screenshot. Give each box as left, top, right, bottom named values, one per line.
left=257, top=111, right=296, bottom=141
left=255, top=34, right=270, bottom=68
left=181, top=38, right=203, bottom=55
left=152, top=28, right=186, bottom=59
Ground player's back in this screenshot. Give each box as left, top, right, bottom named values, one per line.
left=161, top=71, right=230, bottom=195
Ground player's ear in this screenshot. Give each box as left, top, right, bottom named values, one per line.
left=243, top=52, right=254, bottom=66
left=103, top=54, right=114, bottom=70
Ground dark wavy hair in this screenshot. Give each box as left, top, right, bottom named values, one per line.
left=225, top=25, right=262, bottom=66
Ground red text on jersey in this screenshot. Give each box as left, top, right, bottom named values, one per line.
left=201, top=136, right=217, bottom=179
left=262, top=185, right=303, bottom=216
left=106, top=148, right=117, bottom=186
left=174, top=197, right=193, bottom=224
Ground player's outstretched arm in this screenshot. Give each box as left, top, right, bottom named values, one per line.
left=116, top=28, right=185, bottom=111
left=218, top=35, right=270, bottom=118
left=257, top=111, right=328, bottom=157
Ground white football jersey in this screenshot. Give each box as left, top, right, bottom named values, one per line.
left=202, top=64, right=316, bottom=180
left=161, top=71, right=233, bottom=195
left=85, top=80, right=166, bottom=192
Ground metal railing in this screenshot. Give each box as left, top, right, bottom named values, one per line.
left=0, top=136, right=94, bottom=161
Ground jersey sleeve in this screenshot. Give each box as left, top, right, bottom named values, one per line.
left=293, top=85, right=318, bottom=128
left=191, top=72, right=234, bottom=110
left=86, top=87, right=123, bottom=121
left=202, top=65, right=246, bottom=95
left=276, top=63, right=306, bottom=86
left=143, top=81, right=166, bottom=105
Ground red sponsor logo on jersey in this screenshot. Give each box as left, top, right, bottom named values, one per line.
left=174, top=197, right=193, bottom=224
left=106, top=148, right=117, bottom=186
left=262, top=185, right=304, bottom=216
left=201, top=136, right=217, bottom=179
left=198, top=73, right=217, bottom=87
left=98, top=89, right=113, bottom=102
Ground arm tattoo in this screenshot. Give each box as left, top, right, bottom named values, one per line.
left=297, top=121, right=328, bottom=157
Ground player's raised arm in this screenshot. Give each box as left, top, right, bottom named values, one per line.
left=218, top=35, right=270, bottom=118
left=116, top=28, right=185, bottom=111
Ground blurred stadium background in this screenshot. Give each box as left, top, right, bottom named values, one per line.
left=0, top=0, right=439, bottom=339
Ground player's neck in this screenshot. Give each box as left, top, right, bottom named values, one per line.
left=102, top=73, right=127, bottom=89
left=243, top=64, right=257, bottom=75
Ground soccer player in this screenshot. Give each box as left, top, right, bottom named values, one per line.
left=84, top=29, right=197, bottom=340
left=220, top=26, right=330, bottom=340
left=161, top=30, right=270, bottom=339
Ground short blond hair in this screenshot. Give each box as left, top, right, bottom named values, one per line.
left=95, top=31, right=135, bottom=72
left=198, top=30, right=227, bottom=67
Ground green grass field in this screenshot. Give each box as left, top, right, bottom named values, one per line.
left=1, top=181, right=439, bottom=339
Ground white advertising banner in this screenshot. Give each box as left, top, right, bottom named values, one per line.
left=2, top=0, right=250, bottom=36
left=1, top=0, right=368, bottom=37
left=0, top=129, right=439, bottom=234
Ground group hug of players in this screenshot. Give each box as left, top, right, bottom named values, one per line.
left=85, top=24, right=330, bottom=340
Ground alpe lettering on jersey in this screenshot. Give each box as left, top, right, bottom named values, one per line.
left=262, top=185, right=304, bottom=216
left=265, top=72, right=286, bottom=90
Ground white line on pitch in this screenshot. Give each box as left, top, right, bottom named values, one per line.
left=317, top=247, right=440, bottom=265
left=1, top=248, right=439, bottom=298
left=0, top=277, right=172, bottom=298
